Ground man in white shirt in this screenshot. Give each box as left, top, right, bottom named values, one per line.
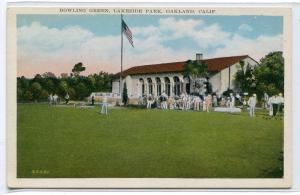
left=248, top=94, right=257, bottom=117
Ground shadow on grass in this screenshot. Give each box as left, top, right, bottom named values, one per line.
left=259, top=151, right=283, bottom=178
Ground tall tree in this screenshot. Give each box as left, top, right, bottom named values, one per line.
left=183, top=60, right=208, bottom=79
left=235, top=60, right=256, bottom=94
left=58, top=80, right=68, bottom=96
left=254, top=51, right=284, bottom=96
left=72, top=62, right=86, bottom=76
left=183, top=60, right=209, bottom=95
left=234, top=51, right=284, bottom=98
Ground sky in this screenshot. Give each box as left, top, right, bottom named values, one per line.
left=17, top=14, right=283, bottom=78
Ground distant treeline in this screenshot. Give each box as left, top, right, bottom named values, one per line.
left=17, top=70, right=115, bottom=102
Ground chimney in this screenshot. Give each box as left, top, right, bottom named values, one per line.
left=196, top=53, right=203, bottom=62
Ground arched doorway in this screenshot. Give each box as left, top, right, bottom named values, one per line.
left=139, top=78, right=144, bottom=96
left=156, top=77, right=161, bottom=96
left=147, top=78, right=153, bottom=95
left=173, top=76, right=181, bottom=96
left=184, top=76, right=191, bottom=94
left=164, top=77, right=171, bottom=96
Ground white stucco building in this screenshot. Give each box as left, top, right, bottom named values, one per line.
left=112, top=54, right=258, bottom=104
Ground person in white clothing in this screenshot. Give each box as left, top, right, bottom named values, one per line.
left=146, top=94, right=154, bottom=109
left=205, top=95, right=212, bottom=112
left=229, top=93, right=235, bottom=108
left=160, top=92, right=168, bottom=109
left=263, top=92, right=269, bottom=109
left=275, top=93, right=284, bottom=116
left=53, top=94, right=58, bottom=105
left=182, top=93, right=188, bottom=110
left=48, top=94, right=53, bottom=106
left=213, top=95, right=218, bottom=107
left=248, top=94, right=257, bottom=117
left=193, top=96, right=201, bottom=111
left=101, top=96, right=108, bottom=115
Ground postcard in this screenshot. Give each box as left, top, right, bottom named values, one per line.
left=6, top=4, right=292, bottom=188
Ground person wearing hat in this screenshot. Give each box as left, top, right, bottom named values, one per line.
left=248, top=94, right=257, bottom=117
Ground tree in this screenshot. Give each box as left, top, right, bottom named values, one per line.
left=42, top=72, right=56, bottom=78
left=60, top=73, right=69, bottom=78
left=58, top=80, right=68, bottom=96
left=23, top=91, right=33, bottom=101
left=72, top=62, right=86, bottom=76
left=17, top=88, right=24, bottom=101
left=29, top=82, right=42, bottom=101
left=183, top=60, right=209, bottom=95
left=122, top=82, right=128, bottom=105
left=16, top=69, right=114, bottom=102
left=234, top=60, right=256, bottom=94
left=45, top=80, right=55, bottom=93
left=68, top=87, right=76, bottom=99
left=75, top=82, right=89, bottom=100
left=40, top=89, right=49, bottom=100
left=183, top=60, right=208, bottom=79
left=234, top=51, right=284, bottom=99
left=254, top=51, right=284, bottom=97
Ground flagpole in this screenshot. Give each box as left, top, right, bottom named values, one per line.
left=120, top=14, right=123, bottom=100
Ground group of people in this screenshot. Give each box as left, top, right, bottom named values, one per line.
left=140, top=91, right=284, bottom=118
left=48, top=90, right=284, bottom=118
left=141, top=92, right=237, bottom=112
left=262, top=92, right=284, bottom=117
left=48, top=93, right=70, bottom=105
left=48, top=93, right=59, bottom=105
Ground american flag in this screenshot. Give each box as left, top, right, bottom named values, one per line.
left=122, top=19, right=134, bottom=47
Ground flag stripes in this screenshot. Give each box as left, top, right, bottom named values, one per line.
left=122, top=19, right=134, bottom=47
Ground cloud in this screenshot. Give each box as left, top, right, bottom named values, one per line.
left=18, top=22, right=94, bottom=52
left=212, top=34, right=283, bottom=61
left=238, top=24, right=253, bottom=32
left=17, top=18, right=283, bottom=77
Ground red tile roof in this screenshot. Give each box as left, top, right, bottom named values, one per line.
left=120, top=55, right=250, bottom=77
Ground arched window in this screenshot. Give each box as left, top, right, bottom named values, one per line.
left=184, top=76, right=191, bottom=94
left=174, top=76, right=181, bottom=96
left=156, top=77, right=161, bottom=96
left=139, top=78, right=144, bottom=96
left=164, top=77, right=171, bottom=96
left=147, top=78, right=153, bottom=95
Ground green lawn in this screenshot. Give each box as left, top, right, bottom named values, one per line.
left=17, top=104, right=283, bottom=178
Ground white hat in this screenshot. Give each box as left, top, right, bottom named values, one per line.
left=253, top=94, right=256, bottom=97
